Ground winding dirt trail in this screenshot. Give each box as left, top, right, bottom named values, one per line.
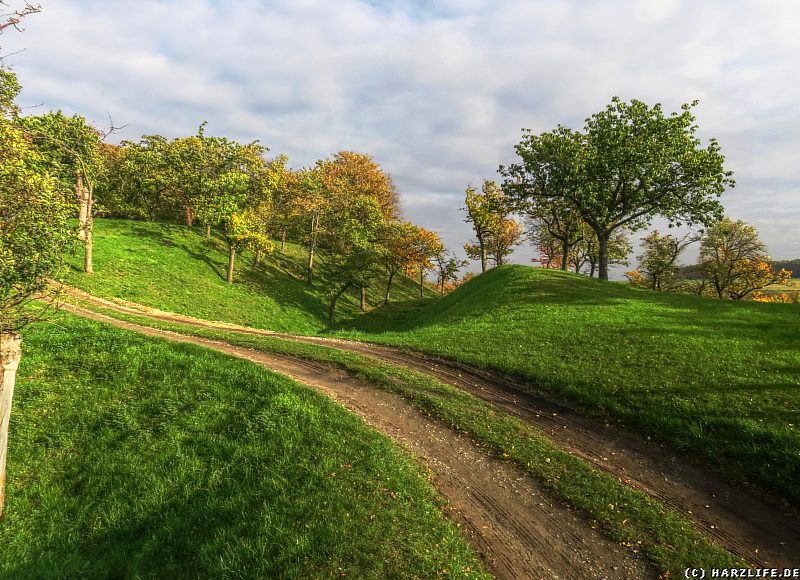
left=60, top=287, right=800, bottom=571
left=60, top=301, right=651, bottom=580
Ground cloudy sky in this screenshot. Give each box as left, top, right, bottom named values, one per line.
left=3, top=0, right=799, bottom=269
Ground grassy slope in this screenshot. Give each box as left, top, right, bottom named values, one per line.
left=338, top=266, right=800, bottom=503
left=63, top=221, right=800, bottom=502
left=1, top=313, right=486, bottom=578
left=71, top=305, right=742, bottom=575
left=64, top=219, right=431, bottom=334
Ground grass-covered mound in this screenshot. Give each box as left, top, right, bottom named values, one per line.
left=64, top=219, right=429, bottom=334
left=339, top=266, right=800, bottom=503
left=0, top=314, right=485, bottom=578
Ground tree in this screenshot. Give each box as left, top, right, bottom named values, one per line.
left=572, top=229, right=631, bottom=277
left=433, top=249, right=467, bottom=295
left=108, top=135, right=179, bottom=221
left=627, top=230, right=697, bottom=290
left=261, top=154, right=296, bottom=254
left=191, top=129, right=268, bottom=284
left=524, top=201, right=585, bottom=271
left=699, top=218, right=791, bottom=299
left=321, top=197, right=386, bottom=322
left=1, top=67, right=75, bottom=517
left=319, top=151, right=399, bottom=303
left=502, top=97, right=733, bottom=280
left=411, top=228, right=443, bottom=297
left=527, top=226, right=564, bottom=269
left=19, top=111, right=103, bottom=273
left=320, top=151, right=400, bottom=220
left=292, top=166, right=327, bottom=285
left=463, top=180, right=519, bottom=272
left=380, top=221, right=422, bottom=305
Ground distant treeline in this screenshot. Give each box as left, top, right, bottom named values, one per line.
left=771, top=260, right=800, bottom=277
left=680, top=260, right=798, bottom=279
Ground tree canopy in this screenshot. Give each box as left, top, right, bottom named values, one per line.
left=502, top=97, right=733, bottom=280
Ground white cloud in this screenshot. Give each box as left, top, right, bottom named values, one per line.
left=2, top=0, right=798, bottom=268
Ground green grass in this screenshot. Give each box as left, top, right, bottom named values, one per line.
left=335, top=266, right=800, bottom=504
left=64, top=219, right=431, bottom=334
left=66, top=305, right=743, bottom=576
left=1, top=313, right=487, bottom=578
left=64, top=221, right=800, bottom=505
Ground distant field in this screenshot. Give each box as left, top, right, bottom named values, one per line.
left=756, top=279, right=800, bottom=302
left=1, top=313, right=485, bottom=578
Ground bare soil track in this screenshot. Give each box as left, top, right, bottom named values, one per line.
left=60, top=287, right=800, bottom=573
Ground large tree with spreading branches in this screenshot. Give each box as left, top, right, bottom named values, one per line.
left=502, top=97, right=733, bottom=280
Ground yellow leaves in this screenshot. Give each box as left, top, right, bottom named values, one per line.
left=752, top=291, right=795, bottom=304
left=625, top=269, right=649, bottom=288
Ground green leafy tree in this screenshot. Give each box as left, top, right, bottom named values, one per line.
left=572, top=228, right=631, bottom=277
left=699, top=218, right=791, bottom=299
left=319, top=151, right=399, bottom=303
left=463, top=180, right=518, bottom=272
left=503, top=97, right=733, bottom=280
left=18, top=111, right=103, bottom=273
left=261, top=154, right=296, bottom=254
left=627, top=230, right=697, bottom=290
left=321, top=197, right=386, bottom=321
left=1, top=67, right=75, bottom=517
left=108, top=135, right=180, bottom=221
left=291, top=166, right=327, bottom=285
left=193, top=135, right=268, bottom=284
left=412, top=228, right=443, bottom=297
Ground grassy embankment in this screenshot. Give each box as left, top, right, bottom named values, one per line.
left=339, top=266, right=800, bottom=504
left=64, top=219, right=431, bottom=334
left=0, top=313, right=486, bottom=578
left=64, top=220, right=800, bottom=504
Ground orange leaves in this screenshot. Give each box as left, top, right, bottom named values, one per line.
left=317, top=151, right=399, bottom=220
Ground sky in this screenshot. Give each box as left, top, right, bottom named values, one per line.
left=2, top=0, right=799, bottom=272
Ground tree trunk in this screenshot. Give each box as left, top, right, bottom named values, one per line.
left=254, top=249, right=262, bottom=267
left=714, top=279, right=724, bottom=299
left=360, top=287, right=367, bottom=311
left=83, top=186, right=94, bottom=274
left=561, top=240, right=570, bottom=271
left=328, top=285, right=349, bottom=322
left=478, top=235, right=487, bottom=273
left=306, top=215, right=317, bottom=285
left=0, top=333, right=22, bottom=519
left=185, top=206, right=194, bottom=228
left=597, top=233, right=610, bottom=281
left=384, top=271, right=396, bottom=305
left=205, top=224, right=211, bottom=239
left=227, top=244, right=236, bottom=284
left=419, top=267, right=424, bottom=298
left=280, top=230, right=286, bottom=253
left=76, top=171, right=88, bottom=241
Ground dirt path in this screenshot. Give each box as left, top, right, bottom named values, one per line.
left=60, top=287, right=800, bottom=568
left=60, top=301, right=651, bottom=580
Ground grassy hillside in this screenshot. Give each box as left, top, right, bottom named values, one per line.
left=64, top=219, right=431, bottom=334
left=1, top=313, right=485, bottom=578
left=337, top=266, right=800, bottom=502
left=61, top=221, right=800, bottom=502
